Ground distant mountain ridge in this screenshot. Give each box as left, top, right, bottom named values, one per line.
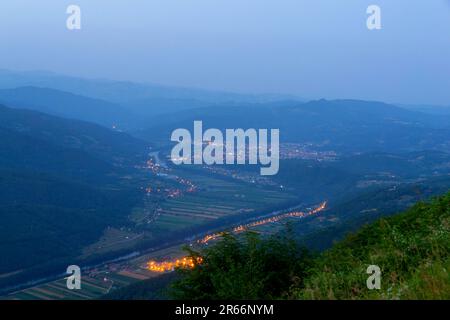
left=0, top=86, right=136, bottom=129
left=139, top=99, right=450, bottom=153
left=0, top=69, right=301, bottom=118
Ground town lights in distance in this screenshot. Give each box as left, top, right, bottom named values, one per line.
left=170, top=121, right=280, bottom=176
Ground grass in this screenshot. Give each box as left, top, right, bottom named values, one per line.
left=293, top=193, right=450, bottom=300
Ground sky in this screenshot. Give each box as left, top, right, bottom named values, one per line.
left=1, top=0, right=450, bottom=105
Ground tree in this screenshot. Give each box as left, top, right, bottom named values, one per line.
left=171, top=226, right=313, bottom=300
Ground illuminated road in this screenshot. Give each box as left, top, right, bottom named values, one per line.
left=147, top=201, right=327, bottom=272
left=198, top=201, right=327, bottom=244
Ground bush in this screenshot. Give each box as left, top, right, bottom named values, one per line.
left=171, top=227, right=313, bottom=300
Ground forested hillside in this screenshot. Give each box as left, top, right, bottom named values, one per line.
left=0, top=105, right=148, bottom=289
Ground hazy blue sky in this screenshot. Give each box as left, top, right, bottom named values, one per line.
left=1, top=1, right=450, bottom=104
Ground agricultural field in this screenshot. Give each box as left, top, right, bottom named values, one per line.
left=3, top=245, right=185, bottom=300
left=77, top=169, right=298, bottom=258
left=5, top=276, right=114, bottom=300
left=147, top=172, right=298, bottom=234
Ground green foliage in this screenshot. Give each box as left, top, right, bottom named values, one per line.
left=293, top=193, right=450, bottom=299
left=171, top=228, right=313, bottom=300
